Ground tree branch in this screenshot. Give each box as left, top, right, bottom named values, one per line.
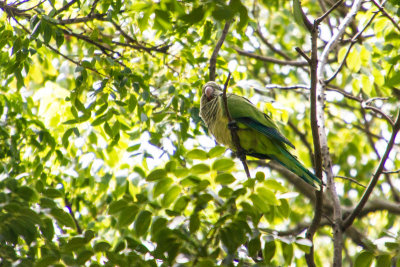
left=315, top=1, right=364, bottom=265
left=371, top=0, right=400, bottom=33
left=334, top=175, right=366, bottom=188
left=209, top=21, right=231, bottom=81
left=221, top=73, right=251, bottom=178
left=342, top=110, right=400, bottom=229
left=255, top=25, right=293, bottom=60
left=315, top=0, right=344, bottom=24
left=53, top=0, right=78, bottom=16
left=235, top=48, right=309, bottom=66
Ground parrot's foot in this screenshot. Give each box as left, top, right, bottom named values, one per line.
left=228, top=120, right=239, bottom=130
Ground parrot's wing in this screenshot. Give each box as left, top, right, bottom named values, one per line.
left=225, top=94, right=295, bottom=149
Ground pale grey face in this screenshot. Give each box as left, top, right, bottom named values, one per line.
left=202, top=81, right=222, bottom=102
left=200, top=81, right=223, bottom=125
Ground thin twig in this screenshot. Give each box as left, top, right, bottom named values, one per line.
left=209, top=21, right=231, bottom=81
left=325, top=11, right=379, bottom=84
left=342, top=110, right=400, bottom=230
left=221, top=73, right=251, bottom=178
left=295, top=47, right=311, bottom=63
left=64, top=197, right=82, bottom=234
left=334, top=175, right=366, bottom=188
left=55, top=13, right=107, bottom=25
left=315, top=0, right=344, bottom=24
left=53, top=0, right=78, bottom=16
left=255, top=25, right=293, bottom=60
left=265, top=84, right=310, bottom=90
left=10, top=15, right=105, bottom=77
left=317, top=0, right=334, bottom=35
left=362, top=103, right=394, bottom=126
left=371, top=0, right=400, bottom=33
left=235, top=48, right=309, bottom=66
left=382, top=169, right=400, bottom=174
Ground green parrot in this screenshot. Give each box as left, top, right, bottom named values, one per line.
left=199, top=81, right=322, bottom=189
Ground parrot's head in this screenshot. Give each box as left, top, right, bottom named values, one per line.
left=202, top=81, right=222, bottom=101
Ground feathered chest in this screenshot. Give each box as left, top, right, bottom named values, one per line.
left=200, top=96, right=233, bottom=147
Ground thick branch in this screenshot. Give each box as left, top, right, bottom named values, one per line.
left=343, top=110, right=400, bottom=229
left=316, top=1, right=364, bottom=265
left=209, top=21, right=231, bottom=81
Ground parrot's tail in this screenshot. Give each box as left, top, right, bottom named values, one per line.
left=271, top=148, right=322, bottom=189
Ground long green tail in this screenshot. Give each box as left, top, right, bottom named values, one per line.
left=271, top=148, right=322, bottom=189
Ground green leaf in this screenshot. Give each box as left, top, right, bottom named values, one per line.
left=55, top=29, right=64, bottom=47
left=108, top=199, right=128, bottom=215
left=150, top=217, right=168, bottom=240
left=263, top=238, right=276, bottom=263
left=375, top=254, right=391, bottom=267
left=292, top=0, right=308, bottom=30
left=361, top=74, right=373, bottom=95
left=134, top=210, right=152, bottom=236
left=208, top=146, right=226, bottom=158
left=385, top=71, right=400, bottom=87
left=256, top=187, right=279, bottom=205
left=354, top=251, right=374, bottom=267
left=212, top=6, right=234, bottom=21
left=248, top=237, right=261, bottom=257
left=40, top=218, right=54, bottom=240
left=215, top=173, right=235, bottom=185
left=347, top=49, right=361, bottom=72
left=264, top=179, right=286, bottom=191
left=62, top=128, right=74, bottom=148
left=76, top=250, right=94, bottom=265
left=187, top=149, right=208, bottom=160
left=153, top=178, right=173, bottom=198
left=281, top=242, right=293, bottom=265
left=173, top=196, right=190, bottom=212
left=161, top=185, right=181, bottom=207
left=12, top=37, right=22, bottom=55
left=50, top=208, right=76, bottom=229
left=255, top=171, right=265, bottom=181
left=94, top=241, right=112, bottom=252
left=190, top=163, right=210, bottom=174
left=181, top=6, right=204, bottom=24
left=212, top=158, right=235, bottom=171
left=295, top=238, right=312, bottom=253
left=17, top=186, right=38, bottom=202
left=42, top=188, right=63, bottom=198
left=249, top=194, right=269, bottom=213
left=42, top=21, right=52, bottom=44
left=147, top=169, right=167, bottom=181
left=64, top=236, right=87, bottom=251
left=128, top=95, right=137, bottom=112
left=189, top=213, right=200, bottom=233
left=118, top=204, right=139, bottom=227
left=277, top=198, right=290, bottom=218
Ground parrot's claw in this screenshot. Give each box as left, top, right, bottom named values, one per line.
left=228, top=120, right=239, bottom=130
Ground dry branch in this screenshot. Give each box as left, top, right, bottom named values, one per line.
left=343, top=110, right=400, bottom=229
left=209, top=21, right=231, bottom=81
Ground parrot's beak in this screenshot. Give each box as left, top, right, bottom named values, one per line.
left=205, top=86, right=213, bottom=101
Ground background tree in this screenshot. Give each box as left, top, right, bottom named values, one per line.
left=0, top=0, right=399, bottom=266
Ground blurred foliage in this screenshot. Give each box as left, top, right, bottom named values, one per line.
left=0, top=0, right=399, bottom=266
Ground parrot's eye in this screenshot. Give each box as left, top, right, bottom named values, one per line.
left=205, top=86, right=214, bottom=100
